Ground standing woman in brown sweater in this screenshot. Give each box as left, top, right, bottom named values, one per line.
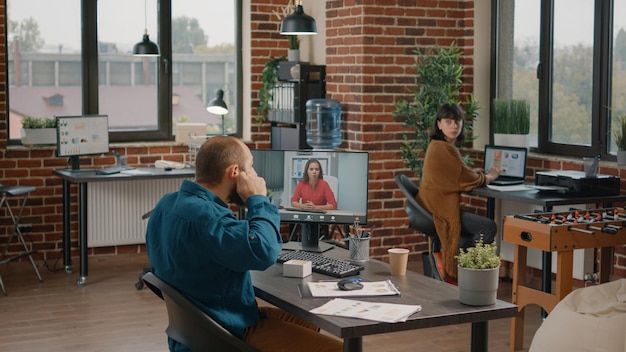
left=416, top=103, right=501, bottom=280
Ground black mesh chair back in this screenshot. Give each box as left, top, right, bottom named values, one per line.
left=142, top=272, right=258, bottom=352
left=395, top=174, right=438, bottom=237
left=395, top=174, right=443, bottom=280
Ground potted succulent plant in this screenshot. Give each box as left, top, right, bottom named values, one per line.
left=21, top=116, right=57, bottom=145
left=614, top=113, right=626, bottom=166
left=492, top=98, right=530, bottom=148
left=455, top=236, right=501, bottom=306
left=287, top=35, right=300, bottom=62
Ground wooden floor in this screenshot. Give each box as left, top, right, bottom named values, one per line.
left=0, top=253, right=542, bottom=352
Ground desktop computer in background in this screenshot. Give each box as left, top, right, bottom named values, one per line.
left=56, top=115, right=110, bottom=171
left=250, top=149, right=369, bottom=252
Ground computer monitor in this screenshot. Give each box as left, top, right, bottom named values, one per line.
left=251, top=149, right=369, bottom=252
left=56, top=115, right=110, bottom=170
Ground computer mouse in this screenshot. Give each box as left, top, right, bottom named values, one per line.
left=337, top=279, right=363, bottom=291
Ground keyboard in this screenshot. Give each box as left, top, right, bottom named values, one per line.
left=276, top=250, right=364, bottom=278
left=95, top=165, right=135, bottom=175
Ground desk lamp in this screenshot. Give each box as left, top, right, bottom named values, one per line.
left=207, top=89, right=229, bottom=135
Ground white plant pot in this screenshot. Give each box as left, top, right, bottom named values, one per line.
left=457, top=265, right=500, bottom=306
left=493, top=133, right=529, bottom=148
left=21, top=128, right=57, bottom=145
left=288, top=49, right=300, bottom=62
left=617, top=150, right=626, bottom=166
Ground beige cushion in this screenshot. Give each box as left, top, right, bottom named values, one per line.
left=529, top=279, right=626, bottom=352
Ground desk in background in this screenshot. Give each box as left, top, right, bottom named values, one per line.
left=53, top=167, right=195, bottom=286
left=471, top=186, right=626, bottom=284
left=252, top=248, right=516, bottom=352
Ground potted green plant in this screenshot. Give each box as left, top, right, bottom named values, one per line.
left=274, top=0, right=300, bottom=62
left=614, top=113, right=626, bottom=166
left=256, top=55, right=287, bottom=125
left=492, top=98, right=530, bottom=148
left=21, top=116, right=57, bottom=145
left=287, top=35, right=300, bottom=62
left=455, top=236, right=501, bottom=306
left=393, top=42, right=480, bottom=180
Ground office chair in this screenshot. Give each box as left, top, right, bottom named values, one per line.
left=394, top=174, right=444, bottom=281
left=0, top=185, right=43, bottom=295
left=142, top=272, right=259, bottom=352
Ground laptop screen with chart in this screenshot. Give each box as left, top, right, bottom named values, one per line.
left=483, top=145, right=527, bottom=186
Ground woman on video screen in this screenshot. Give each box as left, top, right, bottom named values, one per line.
left=291, top=158, right=337, bottom=210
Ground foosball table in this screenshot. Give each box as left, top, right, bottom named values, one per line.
left=503, top=207, right=626, bottom=352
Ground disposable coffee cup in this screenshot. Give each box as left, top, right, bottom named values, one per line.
left=388, top=248, right=409, bottom=276
left=349, top=237, right=370, bottom=262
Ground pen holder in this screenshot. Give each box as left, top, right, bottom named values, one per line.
left=349, top=237, right=370, bottom=262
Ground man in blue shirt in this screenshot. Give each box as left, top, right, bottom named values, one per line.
left=146, top=136, right=342, bottom=352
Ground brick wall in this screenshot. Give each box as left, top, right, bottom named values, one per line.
left=0, top=0, right=625, bottom=279
left=250, top=0, right=481, bottom=261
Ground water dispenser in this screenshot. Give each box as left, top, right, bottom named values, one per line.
left=305, top=99, right=342, bottom=150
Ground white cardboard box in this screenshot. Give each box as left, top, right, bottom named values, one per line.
left=283, top=259, right=312, bottom=278
left=175, top=123, right=207, bottom=143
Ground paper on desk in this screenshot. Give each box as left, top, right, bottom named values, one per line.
left=307, top=280, right=400, bottom=298
left=486, top=184, right=530, bottom=192
left=310, top=298, right=421, bottom=323
left=120, top=169, right=152, bottom=175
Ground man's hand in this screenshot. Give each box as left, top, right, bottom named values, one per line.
left=236, top=170, right=267, bottom=202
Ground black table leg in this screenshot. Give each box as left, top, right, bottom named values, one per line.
left=344, top=337, right=362, bottom=352
left=77, top=183, right=88, bottom=286
left=471, top=321, right=488, bottom=352
left=62, top=179, right=72, bottom=275
left=541, top=205, right=553, bottom=319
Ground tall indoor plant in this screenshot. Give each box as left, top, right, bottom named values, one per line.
left=393, top=43, right=479, bottom=180
left=492, top=98, right=530, bottom=148
left=455, top=237, right=501, bottom=306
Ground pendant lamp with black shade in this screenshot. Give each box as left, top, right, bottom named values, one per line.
left=133, top=0, right=160, bottom=57
left=207, top=89, right=229, bottom=135
left=280, top=1, right=317, bottom=35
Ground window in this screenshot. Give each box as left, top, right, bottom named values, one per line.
left=494, top=0, right=624, bottom=159
left=7, top=0, right=241, bottom=144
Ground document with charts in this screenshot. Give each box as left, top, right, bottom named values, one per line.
left=310, top=298, right=422, bottom=323
left=307, top=280, right=400, bottom=298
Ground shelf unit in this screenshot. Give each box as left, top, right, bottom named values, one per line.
left=269, top=62, right=326, bottom=150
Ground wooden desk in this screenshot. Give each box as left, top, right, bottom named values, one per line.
left=252, top=248, right=516, bottom=352
left=53, top=167, right=195, bottom=286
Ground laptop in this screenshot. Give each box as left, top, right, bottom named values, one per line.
left=483, top=145, right=527, bottom=186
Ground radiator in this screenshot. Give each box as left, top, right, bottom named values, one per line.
left=87, top=178, right=189, bottom=247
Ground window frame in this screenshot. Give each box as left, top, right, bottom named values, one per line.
left=7, top=0, right=243, bottom=145
left=492, top=0, right=617, bottom=160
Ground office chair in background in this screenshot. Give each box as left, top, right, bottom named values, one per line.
left=141, top=272, right=259, bottom=352
left=394, top=174, right=444, bottom=281
left=0, top=184, right=43, bottom=295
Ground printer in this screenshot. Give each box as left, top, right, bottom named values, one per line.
left=535, top=170, right=620, bottom=196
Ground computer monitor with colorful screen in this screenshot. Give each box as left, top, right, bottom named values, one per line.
left=56, top=115, right=109, bottom=170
